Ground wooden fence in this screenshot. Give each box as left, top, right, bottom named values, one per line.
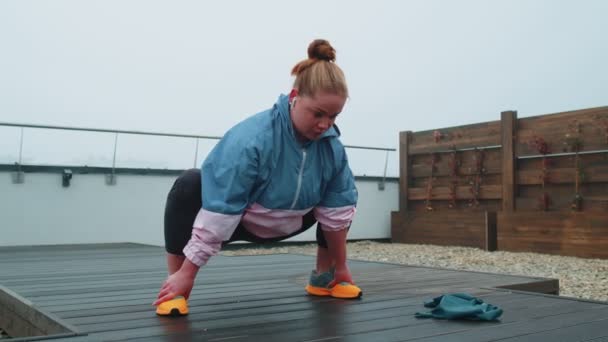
left=391, top=106, right=608, bottom=258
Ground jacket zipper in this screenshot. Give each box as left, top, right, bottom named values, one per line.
left=290, top=149, right=307, bottom=209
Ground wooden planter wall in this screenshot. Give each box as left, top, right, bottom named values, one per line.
left=391, top=106, right=608, bottom=258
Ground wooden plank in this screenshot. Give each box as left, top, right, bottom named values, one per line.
left=0, top=243, right=156, bottom=254
left=516, top=107, right=608, bottom=157
left=518, top=165, right=608, bottom=184
left=68, top=295, right=343, bottom=326
left=497, top=211, right=608, bottom=258
left=55, top=288, right=315, bottom=319
left=515, top=183, right=608, bottom=211
left=410, top=149, right=502, bottom=178
left=78, top=289, right=501, bottom=329
left=196, top=293, right=562, bottom=342
left=502, top=110, right=517, bottom=211
left=400, top=131, right=412, bottom=211
left=513, top=198, right=608, bottom=213
left=53, top=267, right=511, bottom=315
left=408, top=301, right=608, bottom=342
left=185, top=291, right=527, bottom=342
left=48, top=274, right=462, bottom=312
left=496, top=319, right=608, bottom=341
left=51, top=271, right=507, bottom=316
left=158, top=305, right=418, bottom=342
left=408, top=200, right=502, bottom=212
left=408, top=184, right=502, bottom=200
left=517, top=131, right=608, bottom=156
left=49, top=266, right=463, bottom=312
left=172, top=303, right=431, bottom=342
left=6, top=260, right=312, bottom=287
left=86, top=297, right=402, bottom=341
left=2, top=243, right=598, bottom=342
left=0, top=254, right=316, bottom=275
left=72, top=291, right=520, bottom=341
left=410, top=165, right=503, bottom=182
left=516, top=182, right=608, bottom=197
left=514, top=199, right=608, bottom=214
left=495, top=280, right=560, bottom=296
left=517, top=152, right=608, bottom=169
left=391, top=211, right=403, bottom=242
left=485, top=211, right=497, bottom=252
left=50, top=288, right=314, bottom=317
left=517, top=106, right=608, bottom=129
left=0, top=286, right=79, bottom=339
left=411, top=174, right=502, bottom=188
left=341, top=301, right=608, bottom=342
left=0, top=249, right=306, bottom=265
left=13, top=264, right=374, bottom=298
left=44, top=284, right=300, bottom=314
left=397, top=211, right=487, bottom=248
left=409, top=120, right=502, bottom=155
left=33, top=279, right=298, bottom=307
left=54, top=283, right=440, bottom=322
left=73, top=291, right=463, bottom=340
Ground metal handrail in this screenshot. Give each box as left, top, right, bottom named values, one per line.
left=1, top=121, right=397, bottom=187
left=0, top=121, right=396, bottom=152
left=0, top=122, right=223, bottom=141
left=517, top=149, right=608, bottom=159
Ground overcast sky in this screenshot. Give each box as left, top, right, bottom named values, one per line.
left=1, top=0, right=606, bottom=176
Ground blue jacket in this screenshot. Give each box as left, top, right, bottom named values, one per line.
left=183, top=94, right=358, bottom=266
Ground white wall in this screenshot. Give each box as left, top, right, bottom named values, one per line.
left=0, top=171, right=398, bottom=247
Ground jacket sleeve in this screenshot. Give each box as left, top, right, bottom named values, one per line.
left=314, top=143, right=358, bottom=231
left=183, top=130, right=259, bottom=266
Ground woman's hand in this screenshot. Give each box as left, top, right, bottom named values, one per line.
left=154, top=260, right=199, bottom=305
left=154, top=270, right=194, bottom=305
left=329, top=263, right=354, bottom=287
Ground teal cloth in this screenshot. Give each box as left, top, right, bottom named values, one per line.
left=415, top=293, right=503, bottom=321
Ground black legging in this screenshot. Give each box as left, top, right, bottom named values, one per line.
left=163, top=168, right=330, bottom=255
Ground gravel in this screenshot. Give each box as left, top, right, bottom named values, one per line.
left=220, top=241, right=608, bottom=303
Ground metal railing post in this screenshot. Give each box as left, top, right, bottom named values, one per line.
left=11, top=127, right=25, bottom=184
left=379, top=150, right=389, bottom=190
left=105, top=133, right=119, bottom=185
left=193, top=138, right=199, bottom=168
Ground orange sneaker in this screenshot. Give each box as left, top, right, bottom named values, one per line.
left=330, top=282, right=362, bottom=299
left=156, top=296, right=189, bottom=316
left=305, top=270, right=363, bottom=299
left=305, top=270, right=333, bottom=297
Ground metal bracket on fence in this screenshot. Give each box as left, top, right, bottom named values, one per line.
left=105, top=133, right=118, bottom=186
left=193, top=138, right=199, bottom=168
left=105, top=173, right=117, bottom=186
left=11, top=167, right=24, bottom=184
left=62, top=169, right=73, bottom=187
left=378, top=150, right=389, bottom=191
left=11, top=128, right=25, bottom=184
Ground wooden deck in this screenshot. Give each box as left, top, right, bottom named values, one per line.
left=1, top=243, right=607, bottom=341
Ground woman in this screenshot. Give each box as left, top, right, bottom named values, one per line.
left=154, top=39, right=361, bottom=315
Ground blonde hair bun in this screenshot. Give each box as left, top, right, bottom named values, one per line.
left=290, top=39, right=348, bottom=97
left=307, top=39, right=336, bottom=62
